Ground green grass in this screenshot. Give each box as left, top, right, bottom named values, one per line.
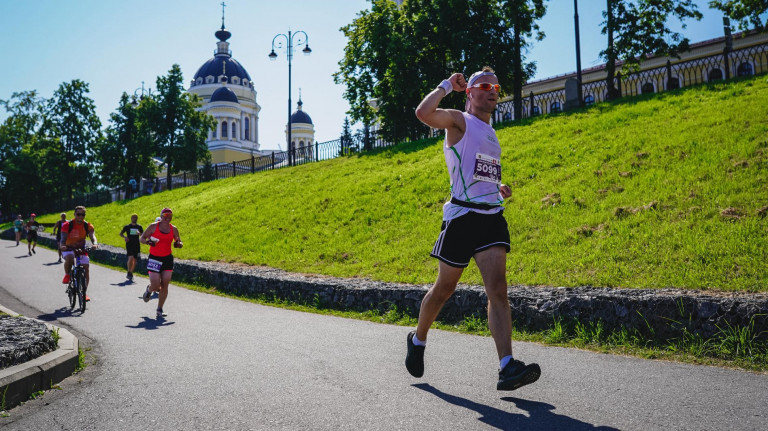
left=35, top=75, right=768, bottom=292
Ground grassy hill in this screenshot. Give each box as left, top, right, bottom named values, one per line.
left=39, top=76, right=768, bottom=292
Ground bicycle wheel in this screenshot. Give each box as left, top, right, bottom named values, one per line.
left=77, top=270, right=87, bottom=313
left=68, top=279, right=76, bottom=310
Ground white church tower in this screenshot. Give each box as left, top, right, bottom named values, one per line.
left=187, top=6, right=261, bottom=164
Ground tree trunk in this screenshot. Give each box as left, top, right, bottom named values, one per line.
left=513, top=14, right=523, bottom=120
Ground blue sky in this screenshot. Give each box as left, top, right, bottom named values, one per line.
left=0, top=1, right=726, bottom=150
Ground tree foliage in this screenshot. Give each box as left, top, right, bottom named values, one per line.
left=97, top=93, right=156, bottom=189
left=142, top=64, right=214, bottom=189
left=40, top=79, right=103, bottom=198
left=600, top=0, right=702, bottom=99
left=335, top=0, right=545, bottom=142
left=709, top=0, right=768, bottom=32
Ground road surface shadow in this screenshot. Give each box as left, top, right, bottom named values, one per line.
left=413, top=383, right=618, bottom=431
left=43, top=260, right=62, bottom=266
left=37, top=307, right=79, bottom=321
left=110, top=280, right=134, bottom=286
left=126, top=316, right=175, bottom=330
left=14, top=255, right=31, bottom=259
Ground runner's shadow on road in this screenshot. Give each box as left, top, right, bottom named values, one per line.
left=43, top=261, right=62, bottom=266
left=13, top=255, right=31, bottom=259
left=126, top=316, right=175, bottom=330
left=37, top=307, right=79, bottom=322
left=413, top=384, right=618, bottom=431
left=110, top=280, right=134, bottom=286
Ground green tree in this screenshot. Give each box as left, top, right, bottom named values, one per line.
left=40, top=79, right=103, bottom=199
left=709, top=0, right=767, bottom=32
left=0, top=91, right=50, bottom=214
left=144, top=64, right=214, bottom=190
left=97, top=93, right=156, bottom=191
left=340, top=116, right=356, bottom=156
left=335, top=0, right=544, bottom=141
left=502, top=0, right=546, bottom=120
left=601, top=0, right=702, bottom=99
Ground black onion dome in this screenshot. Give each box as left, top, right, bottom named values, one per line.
left=193, top=56, right=252, bottom=82
left=290, top=99, right=312, bottom=124
left=290, top=110, right=313, bottom=124
left=210, top=86, right=239, bottom=103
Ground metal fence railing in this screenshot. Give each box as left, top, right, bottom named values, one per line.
left=54, top=38, right=766, bottom=212
left=494, top=38, right=767, bottom=122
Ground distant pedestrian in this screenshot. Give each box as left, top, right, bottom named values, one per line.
left=25, top=213, right=40, bottom=255
left=407, top=68, right=540, bottom=391
left=119, top=213, right=144, bottom=281
left=13, top=215, right=23, bottom=246
left=140, top=208, right=183, bottom=318
left=128, top=176, right=137, bottom=199
left=53, top=213, right=67, bottom=263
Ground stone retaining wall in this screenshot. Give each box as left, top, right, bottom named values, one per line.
left=7, top=230, right=767, bottom=341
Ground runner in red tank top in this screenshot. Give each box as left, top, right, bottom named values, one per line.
left=139, top=207, right=183, bottom=318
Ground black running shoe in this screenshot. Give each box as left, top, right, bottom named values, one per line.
left=127, top=272, right=133, bottom=281
left=497, top=359, right=541, bottom=391
left=142, top=286, right=151, bottom=303
left=405, top=330, right=425, bottom=378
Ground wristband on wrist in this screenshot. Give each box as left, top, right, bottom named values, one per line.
left=438, top=79, right=453, bottom=95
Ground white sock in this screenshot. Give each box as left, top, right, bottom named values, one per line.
left=500, top=355, right=513, bottom=369
left=412, top=333, right=426, bottom=346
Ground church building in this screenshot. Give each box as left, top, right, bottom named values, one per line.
left=188, top=17, right=261, bottom=164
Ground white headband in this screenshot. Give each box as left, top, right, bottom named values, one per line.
left=467, top=71, right=497, bottom=86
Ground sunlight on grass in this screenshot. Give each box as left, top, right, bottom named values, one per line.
left=36, top=76, right=768, bottom=292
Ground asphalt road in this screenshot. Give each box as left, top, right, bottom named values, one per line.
left=0, top=241, right=766, bottom=430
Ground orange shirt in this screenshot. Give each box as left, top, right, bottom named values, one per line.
left=62, top=220, right=93, bottom=248
left=149, top=224, right=175, bottom=257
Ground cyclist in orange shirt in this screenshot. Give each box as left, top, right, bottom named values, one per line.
left=60, top=206, right=99, bottom=300
left=139, top=208, right=183, bottom=318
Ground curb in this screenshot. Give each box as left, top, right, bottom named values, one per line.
left=0, top=304, right=79, bottom=411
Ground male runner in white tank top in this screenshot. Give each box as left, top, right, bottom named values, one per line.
left=406, top=67, right=541, bottom=391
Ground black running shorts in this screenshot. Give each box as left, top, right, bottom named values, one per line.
left=430, top=211, right=511, bottom=268
left=126, top=243, right=140, bottom=259
left=147, top=254, right=174, bottom=273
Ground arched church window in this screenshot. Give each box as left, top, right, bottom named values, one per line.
left=245, top=118, right=250, bottom=141
left=232, top=76, right=240, bottom=85
left=232, top=121, right=237, bottom=139
left=206, top=76, right=214, bottom=84
left=221, top=121, right=228, bottom=138
left=641, top=82, right=655, bottom=94
left=212, top=123, right=217, bottom=139
left=708, top=68, right=723, bottom=81
left=737, top=62, right=753, bottom=77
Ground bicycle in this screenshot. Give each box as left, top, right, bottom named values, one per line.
left=65, top=246, right=90, bottom=313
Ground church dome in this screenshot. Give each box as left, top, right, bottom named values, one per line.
left=191, top=21, right=252, bottom=86
left=290, top=99, right=312, bottom=124
left=194, top=57, right=252, bottom=83
left=210, top=86, right=239, bottom=103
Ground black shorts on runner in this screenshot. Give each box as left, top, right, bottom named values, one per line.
left=146, top=254, right=174, bottom=273
left=430, top=210, right=511, bottom=268
left=27, top=232, right=38, bottom=242
left=126, top=244, right=140, bottom=259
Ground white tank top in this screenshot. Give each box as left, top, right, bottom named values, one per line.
left=442, top=112, right=503, bottom=221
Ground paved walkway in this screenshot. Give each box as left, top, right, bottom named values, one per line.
left=1, top=241, right=767, bottom=430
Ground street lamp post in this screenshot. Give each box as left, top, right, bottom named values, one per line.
left=269, top=30, right=311, bottom=167
left=132, top=81, right=154, bottom=106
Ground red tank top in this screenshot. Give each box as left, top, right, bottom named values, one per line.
left=149, top=224, right=174, bottom=257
